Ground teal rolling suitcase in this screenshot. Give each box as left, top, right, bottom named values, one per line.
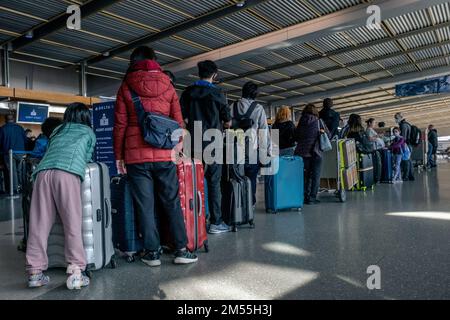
left=265, top=156, right=304, bottom=213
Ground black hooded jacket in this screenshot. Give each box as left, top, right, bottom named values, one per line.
left=319, top=107, right=340, bottom=138
left=428, top=129, right=438, bottom=149
left=181, top=84, right=231, bottom=133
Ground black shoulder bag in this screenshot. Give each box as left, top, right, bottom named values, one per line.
left=129, top=86, right=181, bottom=150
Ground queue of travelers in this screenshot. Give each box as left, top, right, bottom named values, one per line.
left=2, top=45, right=438, bottom=291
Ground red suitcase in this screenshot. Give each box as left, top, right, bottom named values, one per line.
left=176, top=158, right=209, bottom=253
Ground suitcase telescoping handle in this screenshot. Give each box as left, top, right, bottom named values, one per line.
left=197, top=191, right=203, bottom=217
left=104, top=198, right=111, bottom=228
left=111, top=176, right=122, bottom=184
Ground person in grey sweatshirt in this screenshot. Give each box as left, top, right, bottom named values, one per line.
left=229, top=81, right=271, bottom=206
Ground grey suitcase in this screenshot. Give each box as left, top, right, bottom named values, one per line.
left=47, top=163, right=116, bottom=271
left=222, top=165, right=255, bottom=232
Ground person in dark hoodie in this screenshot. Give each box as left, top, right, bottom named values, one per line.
left=427, top=124, right=438, bottom=168
left=180, top=60, right=232, bottom=235
left=319, top=98, right=340, bottom=139
left=114, top=46, right=198, bottom=267
left=29, top=117, right=63, bottom=159
left=0, top=113, right=27, bottom=194
left=295, top=104, right=329, bottom=205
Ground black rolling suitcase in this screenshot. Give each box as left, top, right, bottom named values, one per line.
left=372, top=150, right=382, bottom=183
left=356, top=153, right=374, bottom=191
left=111, top=175, right=143, bottom=262
left=222, top=164, right=255, bottom=232
left=18, top=158, right=40, bottom=252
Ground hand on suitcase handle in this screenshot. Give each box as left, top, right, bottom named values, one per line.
left=116, top=160, right=127, bottom=175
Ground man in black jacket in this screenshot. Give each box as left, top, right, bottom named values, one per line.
left=180, top=60, right=232, bottom=235
left=427, top=124, right=438, bottom=168
left=319, top=98, right=340, bottom=139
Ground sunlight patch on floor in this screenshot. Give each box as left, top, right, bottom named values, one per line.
left=261, top=242, right=312, bottom=257
left=386, top=211, right=450, bottom=221
left=161, top=262, right=319, bottom=300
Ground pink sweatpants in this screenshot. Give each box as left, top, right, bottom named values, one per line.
left=26, top=169, right=86, bottom=273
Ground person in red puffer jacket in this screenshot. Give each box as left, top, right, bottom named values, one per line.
left=114, top=46, right=198, bottom=267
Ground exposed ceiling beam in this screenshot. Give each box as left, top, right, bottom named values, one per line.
left=337, top=94, right=450, bottom=114
left=220, top=20, right=450, bottom=84
left=272, top=66, right=450, bottom=107
left=360, top=101, right=450, bottom=118
left=164, top=0, right=448, bottom=77
left=227, top=40, right=450, bottom=95
left=5, top=0, right=120, bottom=51
left=86, top=0, right=269, bottom=66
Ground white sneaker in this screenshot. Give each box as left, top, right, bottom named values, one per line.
left=66, top=272, right=90, bottom=290
left=66, top=265, right=90, bottom=290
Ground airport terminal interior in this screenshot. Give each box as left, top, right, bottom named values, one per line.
left=1, top=0, right=450, bottom=300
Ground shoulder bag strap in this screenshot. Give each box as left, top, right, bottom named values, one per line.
left=128, top=85, right=146, bottom=124
left=244, top=101, right=259, bottom=119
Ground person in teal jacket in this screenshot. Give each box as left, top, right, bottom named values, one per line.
left=26, top=103, right=96, bottom=290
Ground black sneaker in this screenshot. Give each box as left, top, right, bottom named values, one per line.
left=141, top=250, right=161, bottom=267
left=173, top=250, right=198, bottom=265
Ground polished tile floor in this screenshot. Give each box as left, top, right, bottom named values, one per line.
left=0, top=164, right=449, bottom=300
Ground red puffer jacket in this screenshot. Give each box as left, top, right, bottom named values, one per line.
left=114, top=60, right=184, bottom=164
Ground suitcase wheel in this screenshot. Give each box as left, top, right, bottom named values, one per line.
left=110, top=258, right=118, bottom=269
left=338, top=189, right=346, bottom=203
left=126, top=255, right=135, bottom=263
left=249, top=221, right=255, bottom=229
left=232, top=226, right=238, bottom=232
left=17, top=239, right=27, bottom=252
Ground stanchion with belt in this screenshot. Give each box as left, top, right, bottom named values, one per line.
left=7, top=149, right=29, bottom=199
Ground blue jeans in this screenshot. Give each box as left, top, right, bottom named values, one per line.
left=393, top=154, right=402, bottom=181
left=427, top=145, right=435, bottom=167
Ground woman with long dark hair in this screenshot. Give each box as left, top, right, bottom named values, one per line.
left=295, top=104, right=329, bottom=205
left=347, top=114, right=374, bottom=153
left=25, top=103, right=95, bottom=290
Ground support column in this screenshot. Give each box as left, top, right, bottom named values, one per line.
left=268, top=103, right=273, bottom=120
left=79, top=61, right=87, bottom=97
left=2, top=47, right=10, bottom=88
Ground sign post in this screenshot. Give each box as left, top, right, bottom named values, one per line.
left=92, top=101, right=117, bottom=177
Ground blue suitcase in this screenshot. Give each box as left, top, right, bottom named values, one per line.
left=111, top=175, right=143, bottom=262
left=380, top=149, right=393, bottom=183
left=265, top=156, right=304, bottom=213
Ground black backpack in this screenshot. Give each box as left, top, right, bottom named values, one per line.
left=232, top=101, right=258, bottom=130
left=409, top=124, right=421, bottom=146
